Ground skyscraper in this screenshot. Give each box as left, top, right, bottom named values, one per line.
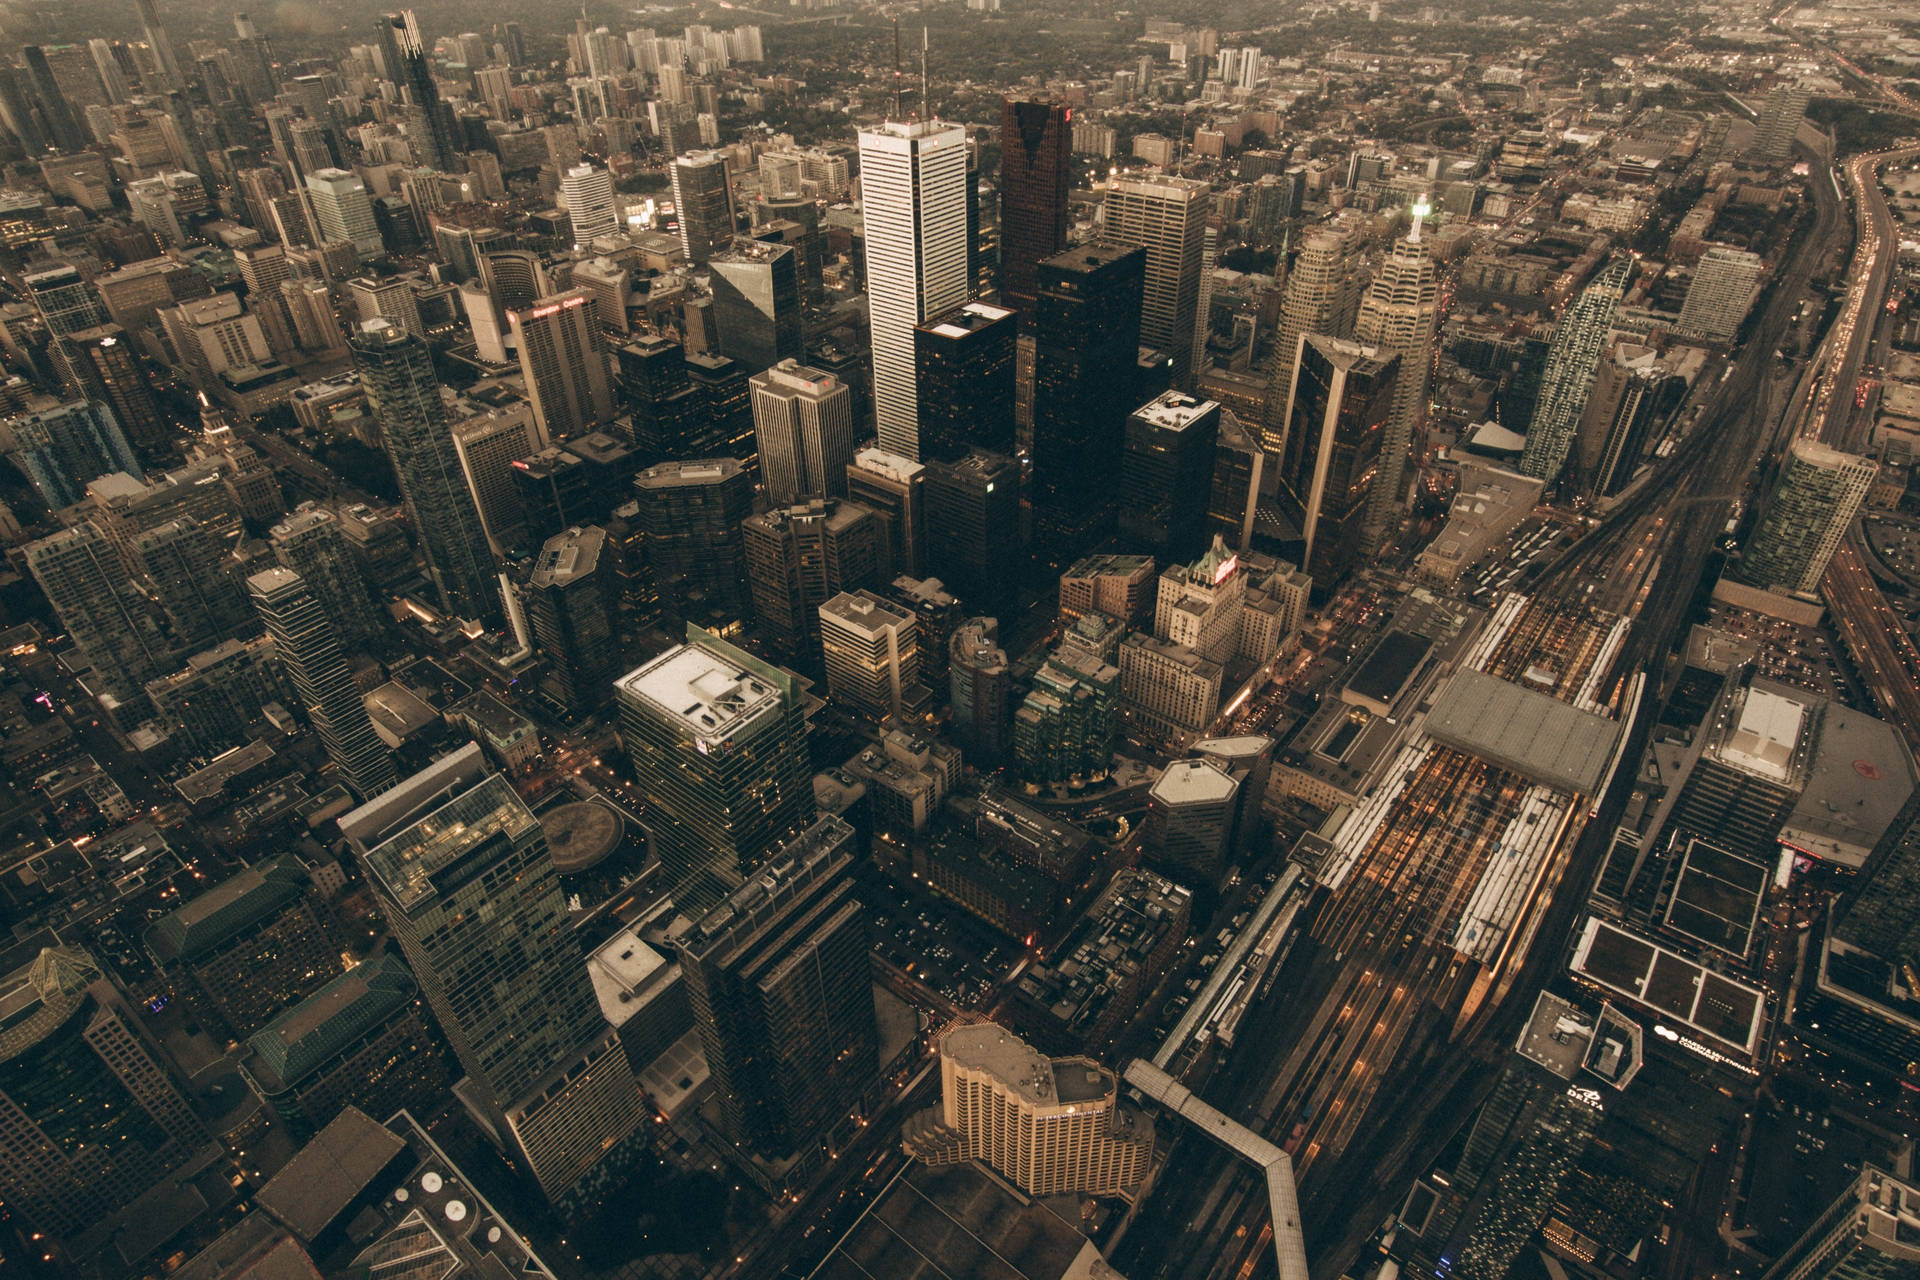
left=1517, top=255, right=1631, bottom=483
left=132, top=516, right=254, bottom=651
left=340, top=746, right=645, bottom=1202
left=451, top=400, right=546, bottom=557
left=632, top=458, right=754, bottom=625
left=857, top=119, right=970, bottom=460
left=998, top=97, right=1071, bottom=315
left=846, top=448, right=926, bottom=578
left=1737, top=438, right=1877, bottom=596
left=1103, top=174, right=1210, bottom=388
left=378, top=10, right=458, bottom=171
left=1761, top=1166, right=1920, bottom=1279
left=306, top=168, right=385, bottom=261
left=1031, top=243, right=1147, bottom=553
left=511, top=287, right=616, bottom=440
left=915, top=300, right=1018, bottom=461
left=949, top=617, right=1012, bottom=761
left=249, top=566, right=397, bottom=798
left=26, top=265, right=108, bottom=337
left=709, top=237, right=803, bottom=373
left=924, top=449, right=1024, bottom=617
left=743, top=498, right=887, bottom=650
left=670, top=150, right=736, bottom=264
left=3, top=400, right=141, bottom=509
left=1277, top=335, right=1398, bottom=585
left=1752, top=81, right=1813, bottom=165
left=560, top=161, right=619, bottom=247
left=22, top=47, right=88, bottom=153
left=135, top=0, right=185, bottom=90
left=1261, top=228, right=1359, bottom=458
left=270, top=505, right=382, bottom=649
left=904, top=1023, right=1153, bottom=1197
left=1576, top=342, right=1667, bottom=499
left=751, top=358, right=855, bottom=506
left=351, top=319, right=499, bottom=621
left=525, top=525, right=621, bottom=716
left=676, top=815, right=878, bottom=1160
left=58, top=324, right=170, bottom=456
left=819, top=589, right=926, bottom=724
left=616, top=627, right=817, bottom=910
left=1677, top=246, right=1765, bottom=344
left=25, top=522, right=168, bottom=705
left=0, top=946, right=206, bottom=1239
left=1119, top=391, right=1223, bottom=563
left=1351, top=208, right=1440, bottom=553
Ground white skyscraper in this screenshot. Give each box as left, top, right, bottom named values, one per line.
left=751, top=359, right=855, bottom=506
left=857, top=120, right=970, bottom=460
left=1351, top=203, right=1440, bottom=553
left=304, top=168, right=383, bottom=261
left=1677, top=246, right=1765, bottom=344
left=560, top=162, right=619, bottom=248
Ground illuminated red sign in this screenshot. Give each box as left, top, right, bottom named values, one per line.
left=1212, top=554, right=1238, bottom=585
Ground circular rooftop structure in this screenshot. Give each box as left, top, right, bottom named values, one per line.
left=542, top=802, right=623, bottom=873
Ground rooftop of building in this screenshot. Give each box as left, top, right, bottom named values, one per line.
left=1425, top=668, right=1621, bottom=797
left=245, top=954, right=416, bottom=1090
left=616, top=637, right=791, bottom=741
left=820, top=590, right=914, bottom=634
left=586, top=927, right=677, bottom=1030
left=1703, top=675, right=1816, bottom=788
left=364, top=682, right=439, bottom=740
left=539, top=800, right=623, bottom=873
left=635, top=456, right=746, bottom=487
left=1016, top=869, right=1189, bottom=1034
left=1134, top=390, right=1220, bottom=431
left=919, top=300, right=1016, bottom=338
left=448, top=691, right=534, bottom=742
left=528, top=525, right=606, bottom=589
left=147, top=854, right=308, bottom=965
left=1152, top=757, right=1240, bottom=807
left=358, top=772, right=536, bottom=912
left=1344, top=630, right=1435, bottom=710
left=852, top=447, right=926, bottom=483
left=175, top=739, right=279, bottom=805
left=1038, top=241, right=1145, bottom=276
left=1062, top=552, right=1155, bottom=581
left=1193, top=735, right=1274, bottom=762
left=941, top=1022, right=1119, bottom=1108
left=1780, top=704, right=1916, bottom=868
left=678, top=814, right=855, bottom=955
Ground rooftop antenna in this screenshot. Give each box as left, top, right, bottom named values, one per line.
left=891, top=16, right=904, bottom=122
left=920, top=0, right=930, bottom=119
left=1410, top=194, right=1432, bottom=242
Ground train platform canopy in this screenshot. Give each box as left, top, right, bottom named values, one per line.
left=1425, top=668, right=1621, bottom=796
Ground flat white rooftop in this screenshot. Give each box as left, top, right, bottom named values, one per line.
left=1720, top=686, right=1806, bottom=782
left=1152, top=758, right=1239, bottom=806
left=617, top=644, right=783, bottom=739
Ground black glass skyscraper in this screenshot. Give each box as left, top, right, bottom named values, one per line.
left=378, top=11, right=457, bottom=172
left=350, top=318, right=499, bottom=622
left=1031, top=243, right=1146, bottom=557
left=998, top=97, right=1071, bottom=316
left=915, top=301, right=1018, bottom=462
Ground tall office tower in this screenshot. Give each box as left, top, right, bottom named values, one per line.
left=676, top=816, right=878, bottom=1160
left=306, top=168, right=385, bottom=261
left=22, top=47, right=88, bottom=152
left=270, top=505, right=381, bottom=649
left=134, top=0, right=184, bottom=89
left=1351, top=210, right=1440, bottom=552
left=559, top=161, right=618, bottom=247
left=232, top=13, right=278, bottom=102
left=670, top=150, right=737, bottom=264
left=966, top=139, right=983, bottom=294
left=819, top=589, right=926, bottom=724
left=751, top=358, right=855, bottom=506
left=1762, top=1167, right=1920, bottom=1279
left=1207, top=409, right=1268, bottom=553
left=1752, top=81, right=1813, bottom=165
left=0, top=946, right=206, bottom=1240
left=1144, top=757, right=1240, bottom=888
left=846, top=447, right=926, bottom=577
left=1119, top=391, right=1223, bottom=562
left=512, top=288, right=616, bottom=440
left=145, top=854, right=339, bottom=1036
left=1103, top=174, right=1210, bottom=389
left=1516, top=255, right=1631, bottom=483
left=3, top=400, right=140, bottom=509
left=1260, top=229, right=1357, bottom=458
left=1677, top=245, right=1766, bottom=343
left=1031, top=243, right=1147, bottom=554
left=249, top=567, right=395, bottom=797
left=949, top=617, right=1012, bottom=761
left=998, top=97, right=1071, bottom=314
left=351, top=319, right=498, bottom=621
left=742, top=498, right=887, bottom=651
left=1576, top=342, right=1666, bottom=499
left=25, top=522, right=167, bottom=704
left=132, top=517, right=253, bottom=650
left=377, top=10, right=457, bottom=171
left=924, top=449, right=1024, bottom=617
left=633, top=459, right=754, bottom=623
left=0, top=62, right=48, bottom=153
left=526, top=525, right=620, bottom=716
left=1737, top=438, right=1877, bottom=595
left=26, top=265, right=108, bottom=336
left=1193, top=733, right=1275, bottom=864
left=858, top=120, right=970, bottom=460
left=1277, top=335, right=1399, bottom=585
left=451, top=402, right=546, bottom=556
left=616, top=628, right=817, bottom=910
left=915, top=300, right=1018, bottom=461
left=904, top=1024, right=1153, bottom=1196
left=340, top=746, right=646, bottom=1202
left=1013, top=641, right=1121, bottom=786
left=709, top=238, right=803, bottom=373
left=349, top=275, right=423, bottom=337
